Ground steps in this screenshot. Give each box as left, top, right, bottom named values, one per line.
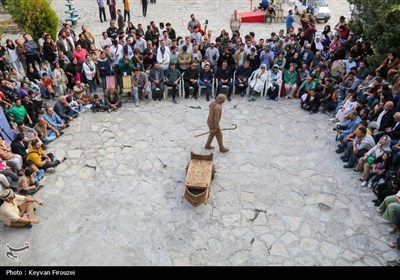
left=0, top=4, right=20, bottom=34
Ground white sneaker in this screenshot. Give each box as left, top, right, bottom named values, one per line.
left=46, top=167, right=56, bottom=173
left=361, top=181, right=368, bottom=187
left=367, top=182, right=373, bottom=188
left=329, top=118, right=337, bottom=122
left=376, top=207, right=384, bottom=213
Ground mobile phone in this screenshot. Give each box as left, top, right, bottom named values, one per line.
left=205, top=20, right=208, bottom=25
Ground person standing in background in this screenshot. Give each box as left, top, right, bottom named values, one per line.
left=230, top=10, right=242, bottom=33
left=107, top=0, right=117, bottom=21
left=141, top=0, right=148, bottom=17
left=97, top=0, right=107, bottom=22
left=123, top=0, right=130, bottom=22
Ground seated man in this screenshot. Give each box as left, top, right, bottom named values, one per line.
left=34, top=117, right=62, bottom=143
left=104, top=86, right=122, bottom=112
left=216, top=60, right=233, bottom=101
left=73, top=80, right=90, bottom=106
left=0, top=189, right=43, bottom=228
left=43, top=107, right=68, bottom=131
left=335, top=110, right=362, bottom=143
left=11, top=133, right=27, bottom=159
left=300, top=90, right=321, bottom=113
left=16, top=168, right=43, bottom=196
left=149, top=62, right=165, bottom=101
left=164, top=62, right=182, bottom=104
left=266, top=64, right=282, bottom=100
left=53, top=95, right=78, bottom=124
left=235, top=61, right=252, bottom=97
left=26, top=139, right=65, bottom=173
left=132, top=69, right=151, bottom=107
left=199, top=64, right=214, bottom=101
left=265, top=5, right=276, bottom=24
left=15, top=122, right=42, bottom=148
left=184, top=61, right=200, bottom=99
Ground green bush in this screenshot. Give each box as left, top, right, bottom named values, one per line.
left=7, top=0, right=58, bottom=41
left=348, top=0, right=400, bottom=68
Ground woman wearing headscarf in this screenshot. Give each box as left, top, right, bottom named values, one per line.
left=248, top=63, right=268, bottom=102
left=355, top=134, right=392, bottom=179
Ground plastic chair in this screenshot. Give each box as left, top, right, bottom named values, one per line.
left=164, top=80, right=182, bottom=99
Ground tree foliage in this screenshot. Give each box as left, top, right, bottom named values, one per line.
left=6, top=0, right=58, bottom=41
left=348, top=0, right=400, bottom=67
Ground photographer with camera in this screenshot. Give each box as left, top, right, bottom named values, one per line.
left=334, top=110, right=362, bottom=145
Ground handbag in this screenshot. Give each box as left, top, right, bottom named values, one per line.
left=366, top=155, right=375, bottom=164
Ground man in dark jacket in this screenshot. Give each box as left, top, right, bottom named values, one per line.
left=183, top=62, right=199, bottom=99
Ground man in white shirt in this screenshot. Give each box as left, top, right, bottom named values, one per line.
left=0, top=189, right=43, bottom=228
left=99, top=32, right=113, bottom=50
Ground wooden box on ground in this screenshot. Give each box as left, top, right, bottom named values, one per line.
left=182, top=152, right=215, bottom=207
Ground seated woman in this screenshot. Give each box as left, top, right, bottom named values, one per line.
left=376, top=53, right=400, bottom=80
left=0, top=159, right=19, bottom=190
left=361, top=152, right=391, bottom=188
left=0, top=136, right=23, bottom=175
left=355, top=134, right=392, bottom=179
left=249, top=63, right=269, bottom=102
left=377, top=191, right=400, bottom=223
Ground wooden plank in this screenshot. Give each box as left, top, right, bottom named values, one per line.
left=185, top=159, right=212, bottom=189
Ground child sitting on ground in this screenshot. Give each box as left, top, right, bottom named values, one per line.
left=91, top=94, right=106, bottom=112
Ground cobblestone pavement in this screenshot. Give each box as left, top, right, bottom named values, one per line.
left=1, top=0, right=398, bottom=266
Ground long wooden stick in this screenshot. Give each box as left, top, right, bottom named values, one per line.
left=195, top=124, right=237, bottom=138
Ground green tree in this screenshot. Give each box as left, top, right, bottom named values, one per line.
left=348, top=0, right=400, bottom=67
left=6, top=0, right=58, bottom=41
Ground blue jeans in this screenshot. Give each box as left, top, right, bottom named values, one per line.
left=199, top=80, right=212, bottom=98
left=40, top=130, right=57, bottom=143
left=87, top=79, right=97, bottom=93
left=35, top=169, right=45, bottom=181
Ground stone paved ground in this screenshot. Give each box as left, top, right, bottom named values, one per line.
left=1, top=0, right=398, bottom=266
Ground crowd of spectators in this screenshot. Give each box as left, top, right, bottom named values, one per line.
left=1, top=5, right=400, bottom=264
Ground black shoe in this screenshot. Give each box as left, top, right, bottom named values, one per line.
left=342, top=158, right=349, bottom=162
left=343, top=164, right=354, bottom=168
left=340, top=155, right=348, bottom=160
left=194, top=96, right=198, bottom=100
left=335, top=148, right=345, bottom=153
left=25, top=223, right=32, bottom=228
left=374, top=201, right=381, bottom=206
left=372, top=199, right=379, bottom=203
